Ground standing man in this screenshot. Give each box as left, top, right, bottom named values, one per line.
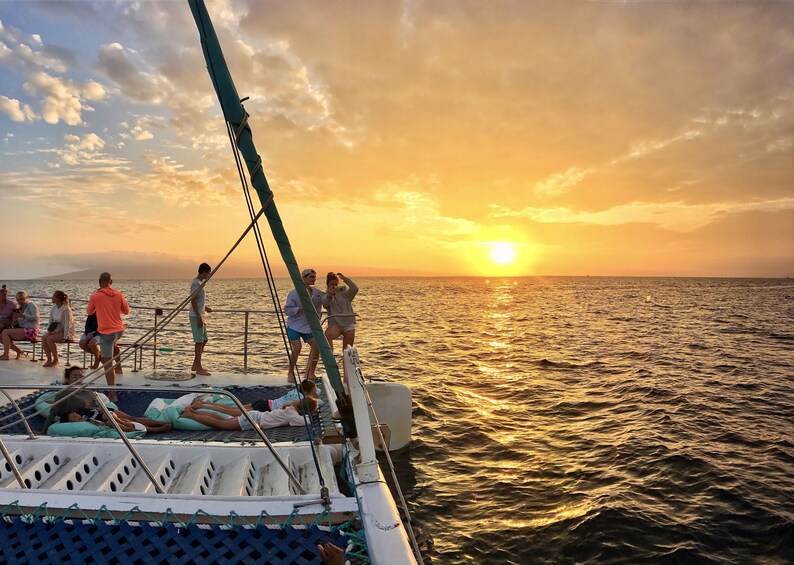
left=87, top=272, right=129, bottom=401
left=0, top=285, right=17, bottom=332
left=189, top=262, right=213, bottom=376
left=284, top=268, right=323, bottom=382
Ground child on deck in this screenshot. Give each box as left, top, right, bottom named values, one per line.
left=182, top=396, right=318, bottom=431
left=57, top=406, right=173, bottom=434
left=191, top=380, right=320, bottom=414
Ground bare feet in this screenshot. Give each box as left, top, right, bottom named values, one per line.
left=91, top=359, right=101, bottom=369
left=0, top=355, right=9, bottom=361
left=195, top=368, right=211, bottom=376
left=116, top=366, right=123, bottom=374
left=43, top=361, right=53, bottom=367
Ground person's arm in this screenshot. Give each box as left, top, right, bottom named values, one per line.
left=321, top=292, right=332, bottom=309
left=66, top=307, right=75, bottom=339
left=283, top=291, right=301, bottom=317
left=86, top=295, right=96, bottom=315
left=120, top=294, right=130, bottom=315
left=340, top=275, right=358, bottom=300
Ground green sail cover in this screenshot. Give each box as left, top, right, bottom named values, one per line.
left=188, top=0, right=344, bottom=397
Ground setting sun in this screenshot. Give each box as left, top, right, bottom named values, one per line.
left=491, top=242, right=516, bottom=265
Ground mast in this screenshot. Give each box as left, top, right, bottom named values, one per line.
left=187, top=0, right=345, bottom=399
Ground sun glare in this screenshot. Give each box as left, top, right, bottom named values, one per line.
left=490, top=242, right=516, bottom=265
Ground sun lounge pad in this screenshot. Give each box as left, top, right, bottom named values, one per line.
left=0, top=385, right=330, bottom=443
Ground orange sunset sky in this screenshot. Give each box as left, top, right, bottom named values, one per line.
left=0, top=1, right=792, bottom=279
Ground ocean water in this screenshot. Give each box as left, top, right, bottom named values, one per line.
left=6, top=276, right=794, bottom=564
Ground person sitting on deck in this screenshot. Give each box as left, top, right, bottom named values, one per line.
left=42, top=290, right=76, bottom=367
left=0, top=291, right=39, bottom=360
left=190, top=380, right=320, bottom=414
left=182, top=396, right=318, bottom=431
left=79, top=312, right=124, bottom=372
left=0, top=285, right=17, bottom=332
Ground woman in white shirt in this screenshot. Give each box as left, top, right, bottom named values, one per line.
left=42, top=290, right=76, bottom=367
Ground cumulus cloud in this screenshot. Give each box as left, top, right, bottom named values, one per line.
left=23, top=71, right=105, bottom=125
left=0, top=95, right=35, bottom=122
left=58, top=132, right=106, bottom=165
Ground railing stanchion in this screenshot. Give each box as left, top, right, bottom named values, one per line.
left=153, top=309, right=159, bottom=371
left=0, top=436, right=27, bottom=488
left=244, top=311, right=249, bottom=374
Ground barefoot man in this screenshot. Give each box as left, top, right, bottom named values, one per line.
left=87, top=272, right=129, bottom=402
left=189, top=262, right=213, bottom=376
left=284, top=268, right=323, bottom=382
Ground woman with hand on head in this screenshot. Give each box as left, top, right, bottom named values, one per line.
left=42, top=290, right=76, bottom=367
left=322, top=272, right=359, bottom=352
left=0, top=291, right=39, bottom=360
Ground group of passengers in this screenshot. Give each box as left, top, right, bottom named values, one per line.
left=40, top=364, right=319, bottom=437
left=283, top=269, right=358, bottom=383
left=0, top=281, right=124, bottom=374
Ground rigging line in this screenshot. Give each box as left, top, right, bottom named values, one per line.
left=352, top=365, right=425, bottom=564
left=224, top=120, right=326, bottom=487
left=223, top=119, right=299, bottom=378
left=195, top=4, right=338, bottom=395
left=0, top=209, right=268, bottom=430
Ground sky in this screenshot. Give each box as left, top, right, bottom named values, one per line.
left=0, top=0, right=792, bottom=280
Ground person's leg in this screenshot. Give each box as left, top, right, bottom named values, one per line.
left=89, top=338, right=101, bottom=369
left=113, top=343, right=123, bottom=374
left=288, top=339, right=303, bottom=382
left=196, top=339, right=210, bottom=376
left=42, top=334, right=52, bottom=364
left=182, top=406, right=242, bottom=430
left=99, top=333, right=118, bottom=401
left=44, top=330, right=64, bottom=366
left=325, top=325, right=342, bottom=353
left=0, top=329, right=25, bottom=359
left=306, top=338, right=319, bottom=379
left=342, top=328, right=356, bottom=350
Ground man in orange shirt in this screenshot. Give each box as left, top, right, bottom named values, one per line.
left=87, top=272, right=130, bottom=401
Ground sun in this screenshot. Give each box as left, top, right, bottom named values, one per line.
left=490, top=242, right=516, bottom=265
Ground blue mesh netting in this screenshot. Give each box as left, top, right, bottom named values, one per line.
left=0, top=385, right=330, bottom=443
left=0, top=517, right=349, bottom=565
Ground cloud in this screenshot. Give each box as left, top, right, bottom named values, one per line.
left=23, top=71, right=105, bottom=125
left=533, top=168, right=590, bottom=198
left=94, top=42, right=166, bottom=104
left=0, top=95, right=35, bottom=122
left=492, top=196, right=794, bottom=232
left=58, top=132, right=106, bottom=165
left=0, top=20, right=77, bottom=73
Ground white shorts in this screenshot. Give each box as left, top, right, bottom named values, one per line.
left=238, top=410, right=264, bottom=431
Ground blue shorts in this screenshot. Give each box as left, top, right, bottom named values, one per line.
left=98, top=331, right=123, bottom=358
left=287, top=327, right=314, bottom=343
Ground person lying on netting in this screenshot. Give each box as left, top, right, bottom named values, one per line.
left=41, top=373, right=172, bottom=435
left=54, top=405, right=173, bottom=434
left=182, top=396, right=318, bottom=431
left=189, top=379, right=322, bottom=415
